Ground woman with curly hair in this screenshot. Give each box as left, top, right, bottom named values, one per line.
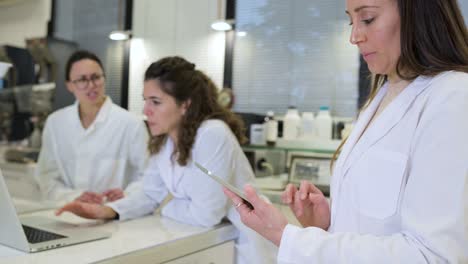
left=56, top=56, right=276, bottom=264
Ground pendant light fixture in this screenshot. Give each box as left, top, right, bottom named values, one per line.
left=109, top=30, right=131, bottom=41
left=109, top=0, right=132, bottom=40
left=211, top=0, right=233, bottom=31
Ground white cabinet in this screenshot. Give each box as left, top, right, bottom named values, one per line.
left=163, top=241, right=235, bottom=264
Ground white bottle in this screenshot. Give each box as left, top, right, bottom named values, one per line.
left=315, top=106, right=332, bottom=140
left=264, top=111, right=278, bottom=146
left=301, top=112, right=315, bottom=139
left=283, top=106, right=301, bottom=140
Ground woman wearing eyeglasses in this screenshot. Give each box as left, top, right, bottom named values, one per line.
left=36, top=50, right=148, bottom=205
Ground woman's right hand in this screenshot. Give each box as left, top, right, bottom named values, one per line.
left=74, top=191, right=105, bottom=204
left=281, top=180, right=330, bottom=230
left=55, top=201, right=116, bottom=220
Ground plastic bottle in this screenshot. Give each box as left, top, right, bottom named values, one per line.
left=300, top=112, right=315, bottom=139
left=283, top=106, right=301, bottom=140
left=315, top=106, right=332, bottom=140
left=29, top=125, right=42, bottom=149
left=264, top=111, right=278, bottom=146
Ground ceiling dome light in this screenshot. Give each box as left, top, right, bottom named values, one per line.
left=211, top=0, right=234, bottom=31
left=211, top=20, right=233, bottom=31
left=109, top=0, right=131, bottom=41
left=109, top=30, right=131, bottom=41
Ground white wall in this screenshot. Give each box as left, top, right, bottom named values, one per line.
left=0, top=0, right=51, bottom=47
left=128, top=0, right=226, bottom=115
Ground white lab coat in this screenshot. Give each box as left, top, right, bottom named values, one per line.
left=36, top=97, right=149, bottom=202
left=107, top=120, right=277, bottom=264
left=278, top=71, right=468, bottom=263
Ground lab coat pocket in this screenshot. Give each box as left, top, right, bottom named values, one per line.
left=355, top=149, right=408, bottom=220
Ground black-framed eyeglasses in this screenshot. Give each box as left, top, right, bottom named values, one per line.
left=70, top=74, right=105, bottom=90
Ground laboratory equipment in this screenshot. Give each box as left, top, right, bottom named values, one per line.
left=288, top=152, right=332, bottom=195
left=243, top=147, right=286, bottom=178
left=1, top=83, right=55, bottom=162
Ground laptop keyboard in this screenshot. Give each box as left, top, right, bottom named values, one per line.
left=22, top=225, right=67, bottom=244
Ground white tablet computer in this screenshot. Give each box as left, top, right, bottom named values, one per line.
left=194, top=162, right=254, bottom=209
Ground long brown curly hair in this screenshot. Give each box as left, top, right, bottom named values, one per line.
left=145, top=56, right=247, bottom=166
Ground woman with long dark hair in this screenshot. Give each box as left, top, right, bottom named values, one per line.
left=225, top=0, right=468, bottom=262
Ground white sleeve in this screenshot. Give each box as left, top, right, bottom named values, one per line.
left=161, top=123, right=235, bottom=227
left=36, top=119, right=83, bottom=202
left=278, top=79, right=468, bottom=263
left=107, top=157, right=169, bottom=221
left=122, top=119, right=149, bottom=195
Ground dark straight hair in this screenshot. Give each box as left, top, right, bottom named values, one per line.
left=369, top=0, right=468, bottom=103
left=65, top=50, right=105, bottom=81
left=397, top=0, right=468, bottom=79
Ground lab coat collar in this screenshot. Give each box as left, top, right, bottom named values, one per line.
left=338, top=75, right=433, bottom=177
left=94, top=97, right=113, bottom=125
left=73, top=96, right=113, bottom=131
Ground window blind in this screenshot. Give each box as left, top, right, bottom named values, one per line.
left=232, top=0, right=359, bottom=117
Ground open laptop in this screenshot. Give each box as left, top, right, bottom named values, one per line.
left=0, top=170, right=111, bottom=252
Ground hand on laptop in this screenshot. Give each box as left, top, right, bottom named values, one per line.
left=103, top=188, right=124, bottom=202
left=75, top=191, right=105, bottom=204
left=55, top=202, right=117, bottom=220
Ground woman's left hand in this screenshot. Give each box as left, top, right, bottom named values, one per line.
left=103, top=188, right=125, bottom=202
left=223, top=184, right=288, bottom=246
left=281, top=181, right=330, bottom=230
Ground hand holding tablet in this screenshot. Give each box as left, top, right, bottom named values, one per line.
left=194, top=162, right=254, bottom=210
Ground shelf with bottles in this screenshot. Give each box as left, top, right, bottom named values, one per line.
left=243, top=137, right=341, bottom=155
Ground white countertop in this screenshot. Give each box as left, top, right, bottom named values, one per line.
left=0, top=209, right=237, bottom=264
